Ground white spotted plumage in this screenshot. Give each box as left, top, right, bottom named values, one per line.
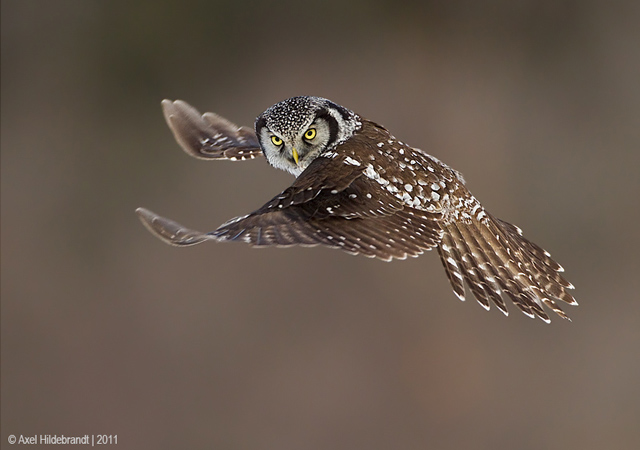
left=137, top=96, right=577, bottom=323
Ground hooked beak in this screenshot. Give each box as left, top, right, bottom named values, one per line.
left=292, top=147, right=300, bottom=165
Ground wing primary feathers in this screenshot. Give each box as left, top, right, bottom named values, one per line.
left=135, top=208, right=213, bottom=246
left=436, top=210, right=575, bottom=322
left=161, top=99, right=263, bottom=161
left=451, top=221, right=510, bottom=315
left=138, top=97, right=577, bottom=323
left=437, top=233, right=466, bottom=301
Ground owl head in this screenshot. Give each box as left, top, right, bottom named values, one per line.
left=255, top=96, right=361, bottom=176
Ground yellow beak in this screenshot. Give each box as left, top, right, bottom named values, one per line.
left=292, top=147, right=299, bottom=165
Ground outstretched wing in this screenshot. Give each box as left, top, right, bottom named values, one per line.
left=162, top=99, right=263, bottom=161
left=136, top=207, right=212, bottom=247
left=137, top=149, right=444, bottom=261
left=437, top=207, right=577, bottom=323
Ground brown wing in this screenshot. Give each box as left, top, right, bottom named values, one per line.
left=437, top=208, right=577, bottom=323
left=162, top=99, right=263, bottom=161
left=137, top=151, right=444, bottom=261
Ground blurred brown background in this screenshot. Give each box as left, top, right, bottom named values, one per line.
left=2, top=1, right=639, bottom=449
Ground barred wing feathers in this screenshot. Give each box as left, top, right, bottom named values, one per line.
left=437, top=211, right=577, bottom=323
left=136, top=153, right=444, bottom=261
left=161, top=99, right=263, bottom=161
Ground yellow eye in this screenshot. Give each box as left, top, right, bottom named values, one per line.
left=271, top=135, right=283, bottom=146
left=304, top=128, right=316, bottom=140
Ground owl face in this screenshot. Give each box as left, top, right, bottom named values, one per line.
left=255, top=96, right=361, bottom=176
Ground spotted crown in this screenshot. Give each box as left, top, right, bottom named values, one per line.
left=256, top=96, right=361, bottom=148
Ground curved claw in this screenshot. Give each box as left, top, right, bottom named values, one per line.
left=135, top=207, right=212, bottom=246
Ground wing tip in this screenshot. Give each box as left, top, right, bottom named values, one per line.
left=136, top=207, right=211, bottom=247
left=160, top=98, right=186, bottom=123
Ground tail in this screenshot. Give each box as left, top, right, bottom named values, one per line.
left=437, top=213, right=577, bottom=323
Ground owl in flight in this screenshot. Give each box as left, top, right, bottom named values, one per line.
left=137, top=96, right=577, bottom=322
